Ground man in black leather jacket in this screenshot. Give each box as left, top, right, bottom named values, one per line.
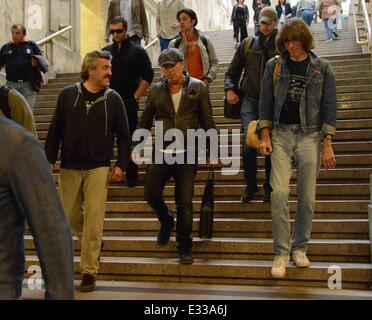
left=132, top=48, right=216, bottom=264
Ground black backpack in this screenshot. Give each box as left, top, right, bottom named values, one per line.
left=174, top=34, right=209, bottom=54
left=0, top=85, right=11, bottom=118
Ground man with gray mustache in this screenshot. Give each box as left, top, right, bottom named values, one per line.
left=45, top=50, right=131, bottom=292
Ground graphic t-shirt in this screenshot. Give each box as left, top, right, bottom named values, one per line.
left=279, top=57, right=309, bottom=124
left=187, top=34, right=204, bottom=80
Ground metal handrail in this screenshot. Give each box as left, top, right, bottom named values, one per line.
left=144, top=37, right=159, bottom=50
left=36, top=25, right=72, bottom=46
left=352, top=0, right=371, bottom=46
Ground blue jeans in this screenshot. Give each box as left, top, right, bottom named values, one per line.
left=160, top=36, right=177, bottom=52
left=323, top=18, right=335, bottom=40
left=270, top=126, right=321, bottom=256
left=240, top=96, right=271, bottom=191
left=144, top=163, right=197, bottom=252
left=300, top=9, right=314, bottom=26
left=7, top=81, right=37, bottom=110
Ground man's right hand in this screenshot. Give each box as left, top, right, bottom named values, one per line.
left=226, top=90, right=239, bottom=105
left=131, top=150, right=140, bottom=164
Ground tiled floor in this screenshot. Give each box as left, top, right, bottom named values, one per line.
left=22, top=280, right=372, bottom=300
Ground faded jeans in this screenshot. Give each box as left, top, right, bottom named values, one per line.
left=7, top=81, right=37, bottom=110
left=270, top=126, right=321, bottom=256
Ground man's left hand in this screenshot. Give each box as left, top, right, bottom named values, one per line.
left=31, top=57, right=38, bottom=67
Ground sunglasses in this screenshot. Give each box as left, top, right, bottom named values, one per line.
left=110, top=29, right=124, bottom=35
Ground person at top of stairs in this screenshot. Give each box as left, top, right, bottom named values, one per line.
left=318, top=0, right=341, bottom=42
left=225, top=7, right=279, bottom=203
left=169, top=8, right=219, bottom=86
left=45, top=50, right=131, bottom=292
left=156, top=0, right=186, bottom=52
left=258, top=18, right=337, bottom=279
left=230, top=0, right=250, bottom=47
left=132, top=48, right=216, bottom=265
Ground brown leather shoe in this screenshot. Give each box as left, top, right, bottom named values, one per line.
left=79, top=274, right=96, bottom=292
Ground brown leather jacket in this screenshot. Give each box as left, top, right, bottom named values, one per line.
left=106, top=0, right=149, bottom=41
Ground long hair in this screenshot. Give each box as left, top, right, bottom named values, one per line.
left=276, top=18, right=315, bottom=54
left=81, top=50, right=111, bottom=80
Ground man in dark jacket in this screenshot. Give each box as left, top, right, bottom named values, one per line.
left=45, top=50, right=131, bottom=292
left=0, top=24, right=47, bottom=110
left=0, top=117, right=74, bottom=300
left=103, top=16, right=154, bottom=187
left=225, top=7, right=278, bottom=203
left=132, top=48, right=216, bottom=264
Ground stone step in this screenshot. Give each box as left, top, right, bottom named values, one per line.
left=32, top=99, right=372, bottom=114
left=50, top=168, right=372, bottom=185
left=24, top=256, right=372, bottom=290
left=33, top=107, right=372, bottom=124
left=24, top=236, right=371, bottom=263
left=39, top=81, right=372, bottom=97
left=43, top=76, right=372, bottom=92
left=34, top=90, right=372, bottom=105
left=48, top=69, right=372, bottom=87
left=33, top=118, right=372, bottom=132
left=49, top=154, right=372, bottom=172
left=103, top=183, right=370, bottom=200
left=35, top=128, right=372, bottom=142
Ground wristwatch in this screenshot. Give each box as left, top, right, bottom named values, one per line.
left=323, top=134, right=332, bottom=140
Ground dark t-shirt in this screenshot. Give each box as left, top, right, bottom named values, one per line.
left=81, top=83, right=106, bottom=111
left=235, top=6, right=245, bottom=20
left=279, top=57, right=309, bottom=125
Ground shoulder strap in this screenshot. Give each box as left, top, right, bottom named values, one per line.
left=243, top=36, right=254, bottom=57
left=272, top=55, right=280, bottom=88
left=200, top=35, right=208, bottom=54
left=0, top=85, right=11, bottom=119
left=174, top=36, right=182, bottom=49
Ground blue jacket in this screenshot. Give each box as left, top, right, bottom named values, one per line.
left=258, top=51, right=337, bottom=136
left=0, top=117, right=74, bottom=299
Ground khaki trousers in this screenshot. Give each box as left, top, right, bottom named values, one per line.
left=59, top=167, right=110, bottom=276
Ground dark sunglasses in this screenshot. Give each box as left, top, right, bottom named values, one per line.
left=109, top=29, right=124, bottom=35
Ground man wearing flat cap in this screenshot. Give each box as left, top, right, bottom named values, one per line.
left=132, top=48, right=216, bottom=264
left=225, top=6, right=279, bottom=204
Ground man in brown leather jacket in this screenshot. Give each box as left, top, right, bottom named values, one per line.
left=132, top=48, right=216, bottom=264
left=105, top=0, right=149, bottom=46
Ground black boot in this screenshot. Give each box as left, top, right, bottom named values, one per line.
left=157, top=215, right=175, bottom=245
left=241, top=186, right=259, bottom=203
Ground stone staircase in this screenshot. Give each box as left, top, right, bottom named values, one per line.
left=26, top=17, right=372, bottom=290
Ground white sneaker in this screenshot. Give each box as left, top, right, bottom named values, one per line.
left=271, top=255, right=289, bottom=278
left=292, top=250, right=310, bottom=267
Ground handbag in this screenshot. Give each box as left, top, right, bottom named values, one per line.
left=223, top=89, right=243, bottom=119
left=246, top=120, right=262, bottom=149
left=199, top=166, right=214, bottom=239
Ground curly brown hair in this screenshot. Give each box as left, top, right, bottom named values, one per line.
left=276, top=18, right=315, bottom=54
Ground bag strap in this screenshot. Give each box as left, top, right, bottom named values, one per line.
left=272, top=55, right=280, bottom=88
